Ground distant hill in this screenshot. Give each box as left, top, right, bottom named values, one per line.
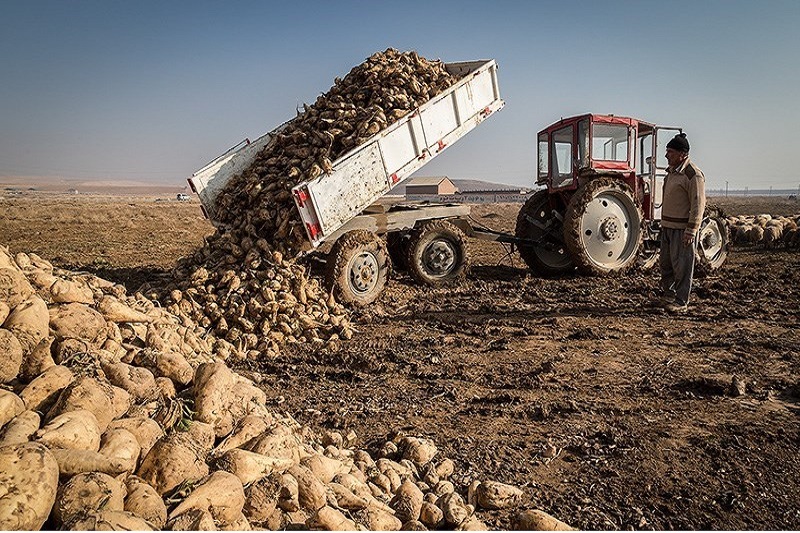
left=2, top=175, right=532, bottom=198
left=389, top=178, right=528, bottom=195
left=0, top=176, right=186, bottom=195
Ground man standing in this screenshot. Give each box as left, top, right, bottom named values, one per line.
left=659, top=132, right=706, bottom=313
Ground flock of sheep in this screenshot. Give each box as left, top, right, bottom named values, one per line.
left=726, top=213, right=800, bottom=249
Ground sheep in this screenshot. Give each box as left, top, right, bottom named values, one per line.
left=732, top=224, right=752, bottom=245
left=763, top=225, right=782, bottom=249
left=783, top=228, right=798, bottom=249
left=747, top=225, right=765, bottom=245
left=792, top=228, right=800, bottom=249
left=754, top=214, right=771, bottom=228
left=766, top=218, right=783, bottom=229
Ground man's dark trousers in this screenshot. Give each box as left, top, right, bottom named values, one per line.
left=660, top=227, right=695, bottom=306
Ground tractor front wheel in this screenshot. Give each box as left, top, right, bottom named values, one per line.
left=694, top=206, right=729, bottom=277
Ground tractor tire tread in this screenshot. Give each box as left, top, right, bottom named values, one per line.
left=563, top=176, right=643, bottom=276
left=694, top=204, right=729, bottom=278
left=515, top=190, right=574, bottom=276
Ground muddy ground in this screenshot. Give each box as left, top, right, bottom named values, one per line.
left=2, top=193, right=799, bottom=530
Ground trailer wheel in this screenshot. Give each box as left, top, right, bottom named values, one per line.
left=515, top=190, right=574, bottom=276
left=386, top=231, right=410, bottom=271
left=694, top=206, right=729, bottom=277
left=563, top=177, right=642, bottom=276
left=405, top=219, right=469, bottom=287
left=326, top=230, right=390, bottom=307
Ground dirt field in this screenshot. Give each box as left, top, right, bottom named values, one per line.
left=2, top=192, right=799, bottom=530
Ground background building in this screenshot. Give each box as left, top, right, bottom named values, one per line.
left=404, top=176, right=458, bottom=196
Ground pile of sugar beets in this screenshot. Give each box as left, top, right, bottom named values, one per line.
left=0, top=49, right=576, bottom=531
left=0, top=247, right=573, bottom=530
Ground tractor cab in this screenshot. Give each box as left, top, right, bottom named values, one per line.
left=536, top=113, right=682, bottom=224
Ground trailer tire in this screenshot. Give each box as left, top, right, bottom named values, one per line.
left=405, top=219, right=469, bottom=287
left=326, top=230, right=390, bottom=307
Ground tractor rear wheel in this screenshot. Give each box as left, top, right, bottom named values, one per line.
left=405, top=219, right=469, bottom=287
left=514, top=190, right=574, bottom=276
left=694, top=206, right=729, bottom=277
left=325, top=230, right=390, bottom=307
left=563, top=177, right=642, bottom=276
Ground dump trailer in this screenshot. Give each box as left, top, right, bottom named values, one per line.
left=189, top=59, right=504, bottom=305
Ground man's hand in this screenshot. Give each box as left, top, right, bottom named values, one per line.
left=682, top=232, right=695, bottom=247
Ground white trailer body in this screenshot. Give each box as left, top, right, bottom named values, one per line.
left=293, top=59, right=503, bottom=248
left=188, top=59, right=503, bottom=248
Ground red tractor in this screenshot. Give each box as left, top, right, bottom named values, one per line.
left=515, top=113, right=728, bottom=276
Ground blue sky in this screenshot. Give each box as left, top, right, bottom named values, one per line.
left=1, top=0, right=799, bottom=190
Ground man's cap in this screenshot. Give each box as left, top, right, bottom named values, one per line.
left=667, top=132, right=690, bottom=153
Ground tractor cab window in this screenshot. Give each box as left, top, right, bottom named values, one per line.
left=592, top=123, right=629, bottom=162
left=537, top=133, right=549, bottom=182
left=552, top=125, right=574, bottom=187
left=638, top=133, right=653, bottom=175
